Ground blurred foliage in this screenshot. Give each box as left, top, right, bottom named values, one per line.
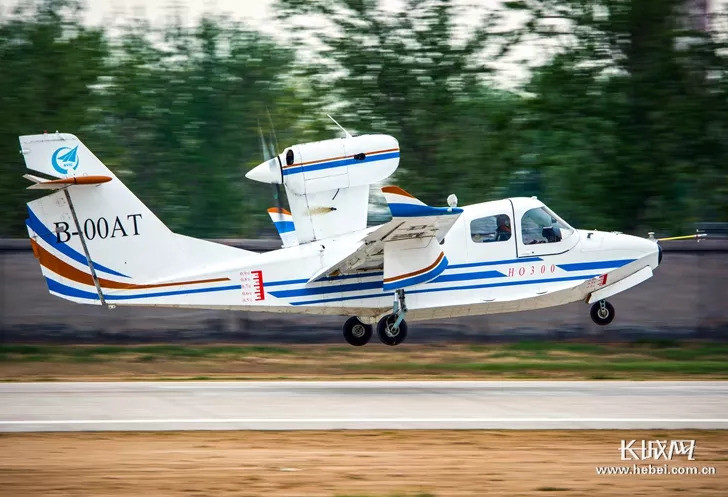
left=1, top=0, right=727, bottom=237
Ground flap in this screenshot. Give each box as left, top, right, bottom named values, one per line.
left=306, top=186, right=459, bottom=287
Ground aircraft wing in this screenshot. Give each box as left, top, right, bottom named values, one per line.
left=308, top=186, right=463, bottom=291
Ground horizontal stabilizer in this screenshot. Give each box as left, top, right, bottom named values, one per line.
left=24, top=173, right=112, bottom=190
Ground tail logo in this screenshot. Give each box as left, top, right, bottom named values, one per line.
left=51, top=146, right=80, bottom=175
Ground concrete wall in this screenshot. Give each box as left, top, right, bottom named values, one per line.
left=1, top=239, right=726, bottom=343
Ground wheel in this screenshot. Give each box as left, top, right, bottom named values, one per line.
left=590, top=300, right=615, bottom=326
left=343, top=316, right=373, bottom=346
left=376, top=314, right=408, bottom=346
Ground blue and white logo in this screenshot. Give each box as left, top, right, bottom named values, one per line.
left=51, top=145, right=80, bottom=175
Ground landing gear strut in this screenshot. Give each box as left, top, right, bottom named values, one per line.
left=590, top=299, right=615, bottom=326
left=377, top=289, right=408, bottom=346
left=343, top=316, right=373, bottom=346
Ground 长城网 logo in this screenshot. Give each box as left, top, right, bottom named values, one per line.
left=51, top=145, right=80, bottom=175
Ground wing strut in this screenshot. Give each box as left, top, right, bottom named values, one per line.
left=62, top=189, right=107, bottom=306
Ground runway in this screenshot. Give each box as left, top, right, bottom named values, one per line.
left=1, top=380, right=726, bottom=431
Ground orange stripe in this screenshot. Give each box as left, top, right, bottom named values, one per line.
left=30, top=239, right=229, bottom=290
left=381, top=185, right=414, bottom=198
left=267, top=207, right=292, bottom=215
left=281, top=148, right=400, bottom=169
left=383, top=252, right=445, bottom=283
left=43, top=175, right=112, bottom=185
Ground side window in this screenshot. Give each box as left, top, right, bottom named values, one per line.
left=470, top=214, right=512, bottom=243
left=521, top=207, right=573, bottom=244
left=286, top=149, right=294, bottom=166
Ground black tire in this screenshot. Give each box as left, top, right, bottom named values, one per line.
left=590, top=300, right=615, bottom=326
left=343, top=316, right=373, bottom=346
left=376, top=314, right=408, bottom=346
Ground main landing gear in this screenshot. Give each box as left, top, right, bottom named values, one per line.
left=590, top=299, right=615, bottom=326
left=342, top=316, right=373, bottom=346
left=342, top=289, right=409, bottom=346
left=377, top=289, right=408, bottom=346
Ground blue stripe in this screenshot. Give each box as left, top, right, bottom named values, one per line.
left=45, top=277, right=241, bottom=301
left=46, top=278, right=100, bottom=300
left=106, top=284, right=241, bottom=300
left=557, top=259, right=635, bottom=272
left=273, top=221, right=295, bottom=234
left=26, top=207, right=130, bottom=278
left=265, top=271, right=384, bottom=287
left=429, top=269, right=505, bottom=283
left=269, top=268, right=504, bottom=293
left=270, top=280, right=383, bottom=298
left=292, top=292, right=388, bottom=306
left=382, top=255, right=449, bottom=291
left=282, top=151, right=400, bottom=176
left=407, top=274, right=600, bottom=295
left=387, top=203, right=463, bottom=217
left=265, top=268, right=506, bottom=297
left=291, top=274, right=600, bottom=306
left=447, top=257, right=543, bottom=269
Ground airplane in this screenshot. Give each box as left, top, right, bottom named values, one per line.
left=20, top=128, right=671, bottom=346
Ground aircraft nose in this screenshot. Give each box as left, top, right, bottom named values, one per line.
left=658, top=243, right=663, bottom=265
left=634, top=235, right=661, bottom=269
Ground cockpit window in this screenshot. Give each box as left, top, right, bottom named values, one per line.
left=521, top=207, right=574, bottom=245
left=470, top=214, right=512, bottom=243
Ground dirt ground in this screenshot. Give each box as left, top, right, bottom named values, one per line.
left=0, top=430, right=725, bottom=496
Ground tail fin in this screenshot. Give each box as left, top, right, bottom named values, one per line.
left=267, top=207, right=298, bottom=248
left=21, top=133, right=256, bottom=305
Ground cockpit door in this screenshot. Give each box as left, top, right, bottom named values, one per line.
left=464, top=200, right=517, bottom=262
left=513, top=199, right=579, bottom=258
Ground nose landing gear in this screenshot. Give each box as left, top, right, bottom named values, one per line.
left=590, top=299, right=615, bottom=326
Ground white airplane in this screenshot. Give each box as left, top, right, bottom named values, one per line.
left=21, top=129, right=665, bottom=346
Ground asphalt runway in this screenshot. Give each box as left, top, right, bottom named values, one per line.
left=0, top=381, right=726, bottom=432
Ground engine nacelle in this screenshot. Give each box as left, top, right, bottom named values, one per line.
left=246, top=134, right=399, bottom=194
left=246, top=133, right=400, bottom=243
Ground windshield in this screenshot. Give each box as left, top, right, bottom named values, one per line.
left=521, top=207, right=574, bottom=245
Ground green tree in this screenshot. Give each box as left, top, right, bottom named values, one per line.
left=275, top=0, right=522, bottom=206
left=508, top=0, right=728, bottom=232
left=100, top=17, right=304, bottom=237
left=0, top=0, right=107, bottom=236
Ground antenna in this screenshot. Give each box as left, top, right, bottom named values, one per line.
left=327, top=114, right=353, bottom=138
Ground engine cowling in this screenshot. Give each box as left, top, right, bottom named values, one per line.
left=245, top=133, right=400, bottom=243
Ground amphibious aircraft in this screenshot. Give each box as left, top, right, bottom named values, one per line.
left=22, top=129, right=667, bottom=346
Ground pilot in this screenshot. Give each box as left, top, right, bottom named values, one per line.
left=495, top=215, right=511, bottom=241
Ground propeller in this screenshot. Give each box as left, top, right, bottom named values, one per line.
left=257, top=110, right=286, bottom=216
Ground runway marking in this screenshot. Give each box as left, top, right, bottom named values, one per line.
left=2, top=418, right=728, bottom=425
